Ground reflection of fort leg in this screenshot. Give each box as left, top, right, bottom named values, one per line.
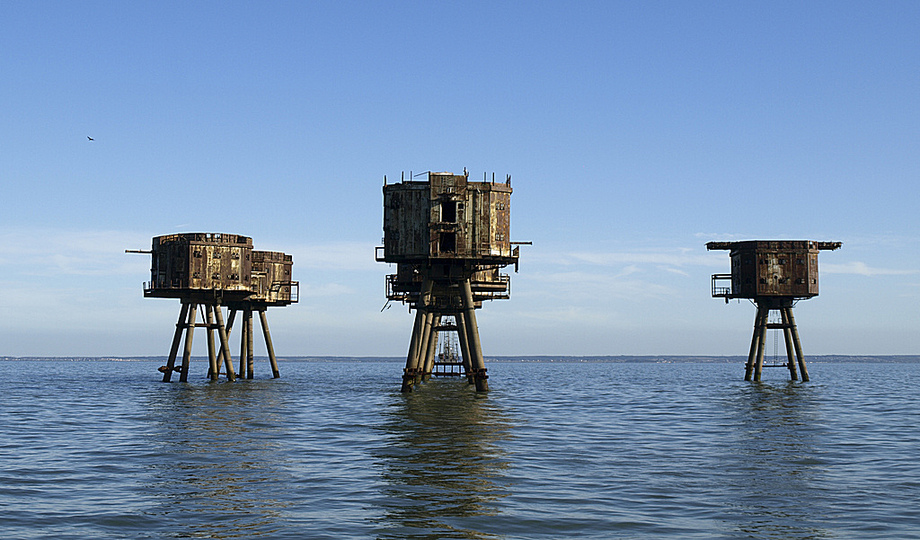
left=785, top=307, right=809, bottom=382
left=456, top=312, right=475, bottom=385
left=163, top=302, right=191, bottom=382
left=460, top=278, right=488, bottom=392
left=781, top=308, right=799, bottom=381
left=206, top=305, right=219, bottom=381
left=179, top=303, right=198, bottom=382
left=214, top=306, right=236, bottom=381
left=259, top=309, right=281, bottom=378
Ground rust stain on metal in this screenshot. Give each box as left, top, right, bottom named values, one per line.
left=129, top=232, right=298, bottom=382
left=707, top=239, right=842, bottom=382
left=377, top=170, right=525, bottom=392
left=707, top=240, right=841, bottom=300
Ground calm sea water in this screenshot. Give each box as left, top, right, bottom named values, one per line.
left=1, top=359, right=919, bottom=539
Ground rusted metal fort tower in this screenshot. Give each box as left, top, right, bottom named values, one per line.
left=708, top=240, right=841, bottom=382
left=131, top=233, right=298, bottom=382
left=376, top=171, right=523, bottom=392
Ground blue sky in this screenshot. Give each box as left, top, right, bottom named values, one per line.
left=2, top=1, right=918, bottom=357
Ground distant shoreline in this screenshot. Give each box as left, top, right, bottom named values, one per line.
left=2, top=355, right=919, bottom=363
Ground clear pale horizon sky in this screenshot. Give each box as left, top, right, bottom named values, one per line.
left=2, top=1, right=918, bottom=358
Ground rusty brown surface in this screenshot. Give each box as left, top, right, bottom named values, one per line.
left=381, top=172, right=517, bottom=266
left=142, top=233, right=298, bottom=306
left=707, top=240, right=841, bottom=300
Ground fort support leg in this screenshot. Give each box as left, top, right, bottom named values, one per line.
left=179, top=303, right=198, bottom=382
left=225, top=309, right=236, bottom=339
left=745, top=305, right=765, bottom=381
left=423, top=314, right=441, bottom=377
left=785, top=307, right=809, bottom=382
left=214, top=306, right=236, bottom=381
left=753, top=307, right=768, bottom=382
left=401, top=279, right=433, bottom=392
left=417, top=310, right=432, bottom=380
left=238, top=309, right=249, bottom=379
left=419, top=311, right=436, bottom=381
left=401, top=308, right=425, bottom=392
left=163, top=302, right=191, bottom=382
left=456, top=312, right=475, bottom=385
left=206, top=305, right=219, bottom=381
left=246, top=310, right=255, bottom=380
left=259, top=309, right=280, bottom=378
left=461, top=278, right=488, bottom=392
left=781, top=307, right=799, bottom=381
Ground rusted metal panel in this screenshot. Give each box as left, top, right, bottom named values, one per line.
left=383, top=181, right=429, bottom=260
left=147, top=233, right=253, bottom=298
left=249, top=251, right=297, bottom=306
left=381, top=172, right=517, bottom=265
left=708, top=240, right=841, bottom=299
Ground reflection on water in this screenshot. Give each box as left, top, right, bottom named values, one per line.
left=144, top=380, right=294, bottom=538
left=373, top=380, right=514, bottom=540
left=721, top=381, right=832, bottom=540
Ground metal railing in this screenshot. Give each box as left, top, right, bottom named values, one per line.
left=711, top=274, right=733, bottom=297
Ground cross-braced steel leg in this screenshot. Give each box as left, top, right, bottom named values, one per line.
left=401, top=278, right=433, bottom=392
left=460, top=278, right=488, bottom=392
left=162, top=302, right=191, bottom=382
left=785, top=307, right=809, bottom=382
left=206, top=305, right=219, bottom=381
left=746, top=305, right=768, bottom=382
left=422, top=314, right=441, bottom=377
left=214, top=306, right=236, bottom=381
left=246, top=310, right=255, bottom=379
left=456, top=312, right=475, bottom=385
left=781, top=307, right=799, bottom=381
left=179, top=303, right=198, bottom=382
left=259, top=309, right=281, bottom=378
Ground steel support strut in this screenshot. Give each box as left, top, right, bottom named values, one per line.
left=781, top=307, right=798, bottom=381
left=460, top=277, right=488, bottom=392
left=456, top=312, right=475, bottom=385
left=179, top=303, right=198, bottom=382
left=401, top=278, right=434, bottom=392
left=163, top=302, right=191, bottom=382
left=259, top=309, right=281, bottom=378
left=206, top=305, right=219, bottom=381
left=214, top=306, right=236, bottom=381
left=785, top=307, right=809, bottom=382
